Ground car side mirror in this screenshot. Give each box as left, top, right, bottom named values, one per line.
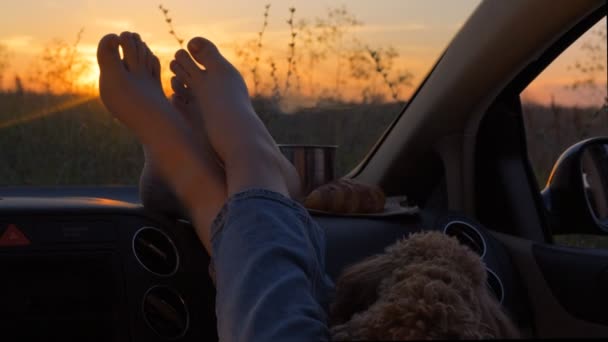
left=542, top=137, right=608, bottom=234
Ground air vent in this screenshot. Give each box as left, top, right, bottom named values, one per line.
left=443, top=220, right=487, bottom=258
left=133, top=227, right=179, bottom=276
left=486, top=269, right=504, bottom=304
left=142, top=286, right=189, bottom=339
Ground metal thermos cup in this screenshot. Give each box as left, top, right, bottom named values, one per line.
left=278, top=144, right=338, bottom=196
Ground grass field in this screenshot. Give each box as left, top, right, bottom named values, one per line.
left=0, top=93, right=143, bottom=185
left=1, top=91, right=607, bottom=249
left=1, top=92, right=603, bottom=186
left=0, top=92, right=399, bottom=185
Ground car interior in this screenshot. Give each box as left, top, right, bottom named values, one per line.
left=0, top=0, right=607, bottom=340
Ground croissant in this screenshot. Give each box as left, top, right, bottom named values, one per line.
left=304, top=179, right=385, bottom=214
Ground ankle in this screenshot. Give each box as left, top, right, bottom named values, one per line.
left=224, top=144, right=289, bottom=198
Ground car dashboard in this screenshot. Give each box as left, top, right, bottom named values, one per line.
left=0, top=191, right=532, bottom=341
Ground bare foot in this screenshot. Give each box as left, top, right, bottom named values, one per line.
left=98, top=32, right=172, bottom=133
left=97, top=32, right=225, bottom=252
left=170, top=37, right=301, bottom=198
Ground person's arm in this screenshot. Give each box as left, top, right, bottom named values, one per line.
left=211, top=189, right=334, bottom=342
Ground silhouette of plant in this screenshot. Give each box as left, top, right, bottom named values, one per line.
left=293, top=6, right=362, bottom=101
left=251, top=4, right=271, bottom=97
left=268, top=57, right=281, bottom=102
left=296, top=19, right=326, bottom=98
left=284, top=7, right=298, bottom=97
left=29, top=28, right=90, bottom=94
left=14, top=75, right=24, bottom=97
left=232, top=3, right=413, bottom=106
left=367, top=46, right=413, bottom=103
left=159, top=4, right=184, bottom=47
left=0, top=44, right=10, bottom=91
left=348, top=44, right=413, bottom=103
left=315, top=6, right=362, bottom=98
left=566, top=25, right=607, bottom=107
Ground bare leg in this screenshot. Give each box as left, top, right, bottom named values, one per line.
left=97, top=32, right=225, bottom=252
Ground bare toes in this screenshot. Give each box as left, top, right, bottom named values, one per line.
left=97, top=33, right=122, bottom=69
left=132, top=33, right=146, bottom=67
left=170, top=59, right=190, bottom=83
left=141, top=42, right=153, bottom=72
left=141, top=42, right=161, bottom=81
left=171, top=76, right=191, bottom=99
left=175, top=49, right=201, bottom=78
left=151, top=55, right=161, bottom=82
left=119, top=32, right=138, bottom=71
left=187, top=37, right=227, bottom=69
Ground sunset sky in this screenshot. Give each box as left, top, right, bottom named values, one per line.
left=1, top=0, right=605, bottom=106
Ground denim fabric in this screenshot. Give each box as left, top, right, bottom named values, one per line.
left=211, top=189, right=335, bottom=342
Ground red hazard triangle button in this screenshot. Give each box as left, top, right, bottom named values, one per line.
left=0, top=224, right=31, bottom=246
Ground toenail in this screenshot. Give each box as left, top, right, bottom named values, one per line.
left=189, top=39, right=201, bottom=52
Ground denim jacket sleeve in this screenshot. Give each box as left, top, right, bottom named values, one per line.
left=211, top=189, right=335, bottom=342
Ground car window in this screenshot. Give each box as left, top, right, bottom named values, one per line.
left=521, top=17, right=607, bottom=248
left=0, top=0, right=480, bottom=186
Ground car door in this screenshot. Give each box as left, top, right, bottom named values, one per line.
left=474, top=5, right=608, bottom=337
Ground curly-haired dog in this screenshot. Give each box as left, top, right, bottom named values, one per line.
left=329, top=231, right=520, bottom=340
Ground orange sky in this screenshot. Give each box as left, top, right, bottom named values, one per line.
left=0, top=1, right=605, bottom=107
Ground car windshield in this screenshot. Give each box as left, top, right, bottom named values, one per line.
left=0, top=0, right=481, bottom=186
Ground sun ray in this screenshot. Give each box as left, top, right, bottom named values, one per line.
left=0, top=95, right=97, bottom=130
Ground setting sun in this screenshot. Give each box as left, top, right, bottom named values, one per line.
left=75, top=55, right=101, bottom=94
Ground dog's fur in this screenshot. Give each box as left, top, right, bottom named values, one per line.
left=329, top=231, right=520, bottom=340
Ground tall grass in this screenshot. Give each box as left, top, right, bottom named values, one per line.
left=233, top=4, right=412, bottom=111
left=158, top=4, right=185, bottom=48
left=1, top=88, right=602, bottom=188
left=28, top=29, right=91, bottom=95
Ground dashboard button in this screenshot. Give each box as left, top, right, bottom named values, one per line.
left=0, top=224, right=31, bottom=247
